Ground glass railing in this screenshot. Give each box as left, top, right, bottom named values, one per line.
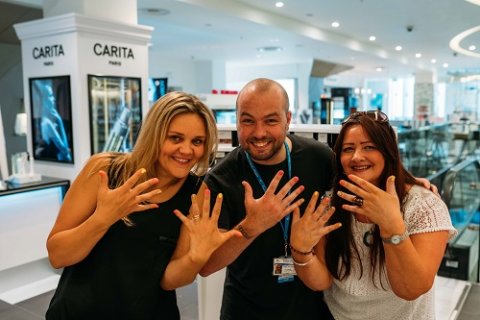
left=436, top=156, right=480, bottom=282
left=397, top=121, right=480, bottom=178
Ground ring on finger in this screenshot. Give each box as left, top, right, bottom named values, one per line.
left=352, top=196, right=363, bottom=207
left=192, top=214, right=200, bottom=221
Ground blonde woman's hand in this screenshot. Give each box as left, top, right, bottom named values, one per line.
left=173, top=189, right=241, bottom=265
left=95, top=168, right=161, bottom=226
left=290, top=192, right=340, bottom=253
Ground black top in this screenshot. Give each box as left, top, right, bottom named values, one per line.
left=46, top=173, right=202, bottom=320
left=205, top=135, right=334, bottom=320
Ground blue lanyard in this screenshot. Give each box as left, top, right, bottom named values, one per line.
left=244, top=141, right=292, bottom=257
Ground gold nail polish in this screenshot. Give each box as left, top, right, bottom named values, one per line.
left=140, top=168, right=146, bottom=174
left=218, top=193, right=223, bottom=199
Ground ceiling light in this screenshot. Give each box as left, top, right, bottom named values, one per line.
left=443, top=63, right=449, bottom=68
left=275, top=2, right=284, bottom=8
left=468, top=45, right=476, bottom=51
left=431, top=59, right=437, bottom=64
left=257, top=46, right=284, bottom=52
left=395, top=45, right=402, bottom=51
left=415, top=53, right=422, bottom=58
left=369, top=36, right=376, bottom=41
left=331, top=21, right=340, bottom=28
left=376, top=67, right=383, bottom=72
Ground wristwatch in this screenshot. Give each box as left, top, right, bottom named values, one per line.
left=381, top=229, right=409, bottom=245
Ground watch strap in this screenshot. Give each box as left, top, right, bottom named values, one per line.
left=381, top=229, right=409, bottom=244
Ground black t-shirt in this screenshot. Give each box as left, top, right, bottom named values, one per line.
left=205, top=135, right=334, bottom=320
left=46, top=173, right=202, bottom=320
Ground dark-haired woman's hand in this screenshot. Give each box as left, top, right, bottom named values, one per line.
left=337, top=175, right=405, bottom=234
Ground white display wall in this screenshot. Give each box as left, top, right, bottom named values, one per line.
left=14, top=13, right=152, bottom=181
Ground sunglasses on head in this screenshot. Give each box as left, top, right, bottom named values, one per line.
left=342, top=110, right=389, bottom=125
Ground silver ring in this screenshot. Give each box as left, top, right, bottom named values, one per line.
left=352, top=196, right=363, bottom=207
left=192, top=215, right=200, bottom=221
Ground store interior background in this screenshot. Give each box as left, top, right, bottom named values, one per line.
left=0, top=0, right=479, bottom=319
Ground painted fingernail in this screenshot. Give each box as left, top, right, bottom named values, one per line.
left=314, top=191, right=319, bottom=197
left=337, top=191, right=342, bottom=196
left=140, top=168, right=146, bottom=174
left=218, top=193, right=223, bottom=199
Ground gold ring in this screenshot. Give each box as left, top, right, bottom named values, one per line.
left=192, top=215, right=200, bottom=221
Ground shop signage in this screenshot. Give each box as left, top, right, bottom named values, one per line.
left=93, top=43, right=134, bottom=66
left=32, top=44, right=65, bottom=66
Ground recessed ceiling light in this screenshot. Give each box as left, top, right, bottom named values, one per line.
left=395, top=45, right=402, bottom=51
left=431, top=59, right=437, bottom=64
left=443, top=63, right=449, bottom=68
left=369, top=36, right=376, bottom=41
left=275, top=2, right=284, bottom=8
left=331, top=21, right=340, bottom=28
left=415, top=53, right=422, bottom=58
left=376, top=67, right=383, bottom=72
left=257, top=46, right=284, bottom=52
left=468, top=45, right=476, bottom=51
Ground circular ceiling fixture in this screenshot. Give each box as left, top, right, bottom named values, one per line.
left=450, top=25, right=480, bottom=58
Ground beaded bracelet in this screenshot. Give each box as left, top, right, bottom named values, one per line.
left=292, top=254, right=315, bottom=267
left=289, top=243, right=314, bottom=256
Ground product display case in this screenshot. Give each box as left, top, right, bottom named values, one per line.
left=438, top=157, right=480, bottom=282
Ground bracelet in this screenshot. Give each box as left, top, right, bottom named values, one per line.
left=236, top=223, right=253, bottom=239
left=292, top=254, right=315, bottom=267
left=289, top=243, right=314, bottom=256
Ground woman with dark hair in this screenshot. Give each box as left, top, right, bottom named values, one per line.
left=45, top=91, right=240, bottom=319
left=290, top=110, right=456, bottom=320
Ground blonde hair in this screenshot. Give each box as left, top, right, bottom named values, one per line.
left=90, top=91, right=217, bottom=188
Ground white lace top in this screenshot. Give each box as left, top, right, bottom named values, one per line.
left=324, top=185, right=457, bottom=320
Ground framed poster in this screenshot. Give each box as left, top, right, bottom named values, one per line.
left=29, top=75, right=74, bottom=163
left=148, top=77, right=168, bottom=103
left=87, top=75, right=142, bottom=154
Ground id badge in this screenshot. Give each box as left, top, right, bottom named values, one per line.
left=273, top=256, right=296, bottom=283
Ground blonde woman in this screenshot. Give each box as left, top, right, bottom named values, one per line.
left=46, top=92, right=239, bottom=319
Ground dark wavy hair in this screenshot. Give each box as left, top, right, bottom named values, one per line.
left=324, top=111, right=420, bottom=286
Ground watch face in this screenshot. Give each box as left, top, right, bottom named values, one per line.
left=391, top=235, right=401, bottom=245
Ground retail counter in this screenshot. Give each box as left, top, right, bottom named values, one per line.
left=0, top=176, right=69, bottom=303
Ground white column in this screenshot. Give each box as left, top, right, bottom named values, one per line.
left=14, top=13, right=152, bottom=181
left=43, top=0, right=137, bottom=24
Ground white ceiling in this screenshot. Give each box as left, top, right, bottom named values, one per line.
left=5, top=0, right=480, bottom=80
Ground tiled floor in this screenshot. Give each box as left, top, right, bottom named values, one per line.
left=0, top=276, right=478, bottom=320
left=0, top=282, right=198, bottom=320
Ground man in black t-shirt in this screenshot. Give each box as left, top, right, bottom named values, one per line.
left=199, top=78, right=335, bottom=320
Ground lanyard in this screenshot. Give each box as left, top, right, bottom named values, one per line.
left=244, top=141, right=292, bottom=257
